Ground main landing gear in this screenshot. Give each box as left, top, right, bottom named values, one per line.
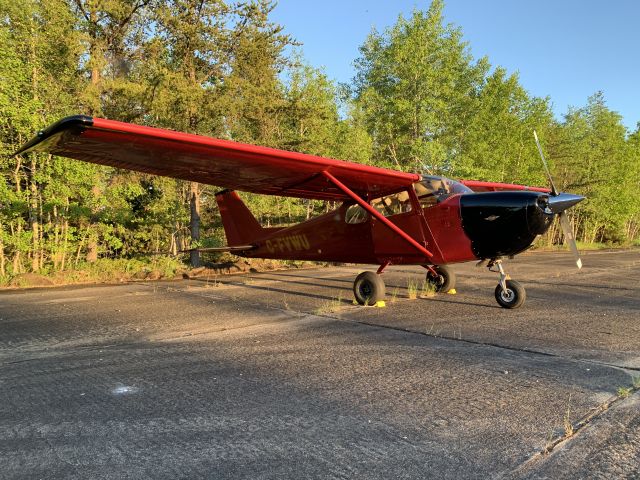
left=352, top=264, right=457, bottom=306
left=352, top=260, right=525, bottom=308
left=424, top=265, right=456, bottom=293
left=353, top=271, right=385, bottom=306
left=488, top=259, right=526, bottom=309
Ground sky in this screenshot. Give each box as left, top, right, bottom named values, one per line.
left=272, top=0, right=640, bottom=132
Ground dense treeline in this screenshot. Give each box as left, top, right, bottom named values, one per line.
left=1, top=0, right=638, bottom=281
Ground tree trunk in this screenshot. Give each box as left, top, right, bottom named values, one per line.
left=61, top=218, right=69, bottom=271
left=86, top=232, right=99, bottom=263
left=38, top=190, right=44, bottom=269
left=189, top=182, right=201, bottom=268
left=0, top=221, right=5, bottom=277
left=29, top=156, right=39, bottom=272
left=75, top=229, right=88, bottom=267
left=13, top=221, right=23, bottom=274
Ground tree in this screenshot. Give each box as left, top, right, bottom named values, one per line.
left=0, top=0, right=83, bottom=273
left=222, top=0, right=294, bottom=147
left=457, top=67, right=553, bottom=185
left=353, top=0, right=488, bottom=172
left=552, top=92, right=637, bottom=243
left=143, top=0, right=233, bottom=266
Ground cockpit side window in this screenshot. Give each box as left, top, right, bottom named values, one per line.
left=371, top=190, right=412, bottom=217
left=344, top=190, right=413, bottom=224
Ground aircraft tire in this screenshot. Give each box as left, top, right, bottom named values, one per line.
left=494, top=280, right=526, bottom=309
left=353, top=271, right=385, bottom=306
left=426, top=265, right=455, bottom=293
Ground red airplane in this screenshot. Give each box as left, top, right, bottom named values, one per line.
left=16, top=116, right=584, bottom=308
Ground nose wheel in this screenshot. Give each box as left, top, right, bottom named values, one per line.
left=489, top=259, right=526, bottom=309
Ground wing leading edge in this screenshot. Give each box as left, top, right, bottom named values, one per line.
left=15, top=115, right=420, bottom=201
left=461, top=180, right=550, bottom=193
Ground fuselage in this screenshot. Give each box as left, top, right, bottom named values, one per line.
left=233, top=177, right=557, bottom=266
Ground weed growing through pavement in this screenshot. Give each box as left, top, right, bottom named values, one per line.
left=617, top=386, right=633, bottom=398
left=390, top=287, right=400, bottom=303
left=543, top=427, right=555, bottom=454
left=420, top=280, right=436, bottom=298
left=563, top=393, right=574, bottom=437
left=407, top=280, right=419, bottom=300
left=407, top=279, right=436, bottom=299
left=314, top=294, right=344, bottom=315
left=282, top=295, right=290, bottom=311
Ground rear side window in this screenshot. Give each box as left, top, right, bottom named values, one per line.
left=345, top=204, right=368, bottom=224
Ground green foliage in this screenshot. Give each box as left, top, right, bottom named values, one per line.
left=548, top=93, right=639, bottom=243
left=354, top=0, right=489, bottom=172
left=352, top=2, right=639, bottom=246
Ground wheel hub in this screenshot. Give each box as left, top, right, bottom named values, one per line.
left=500, top=288, right=514, bottom=302
left=360, top=284, right=372, bottom=296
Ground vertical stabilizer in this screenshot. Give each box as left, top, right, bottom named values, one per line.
left=215, top=190, right=264, bottom=246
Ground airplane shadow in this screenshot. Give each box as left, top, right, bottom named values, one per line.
left=186, top=276, right=347, bottom=303
left=185, top=272, right=499, bottom=309
left=242, top=270, right=455, bottom=293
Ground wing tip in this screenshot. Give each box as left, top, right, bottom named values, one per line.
left=12, top=114, right=94, bottom=156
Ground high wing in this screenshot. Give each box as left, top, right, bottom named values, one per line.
left=460, top=180, right=550, bottom=193
left=14, top=115, right=419, bottom=201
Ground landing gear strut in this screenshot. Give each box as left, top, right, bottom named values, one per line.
left=488, top=259, right=526, bottom=309
left=424, top=265, right=456, bottom=293
left=353, top=271, right=385, bottom=306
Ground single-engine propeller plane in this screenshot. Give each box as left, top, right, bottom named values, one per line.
left=15, top=116, right=584, bottom=308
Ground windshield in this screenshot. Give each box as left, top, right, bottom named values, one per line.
left=413, top=176, right=472, bottom=207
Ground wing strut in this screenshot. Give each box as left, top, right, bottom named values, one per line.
left=321, top=171, right=433, bottom=260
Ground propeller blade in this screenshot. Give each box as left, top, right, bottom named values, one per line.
left=533, top=131, right=583, bottom=269
left=558, top=211, right=582, bottom=269
left=533, top=130, right=558, bottom=196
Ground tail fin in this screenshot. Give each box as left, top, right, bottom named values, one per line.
left=215, top=190, right=264, bottom=246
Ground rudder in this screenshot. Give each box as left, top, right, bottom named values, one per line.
left=215, top=190, right=264, bottom=246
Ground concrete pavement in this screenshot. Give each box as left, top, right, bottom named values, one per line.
left=1, top=249, right=638, bottom=479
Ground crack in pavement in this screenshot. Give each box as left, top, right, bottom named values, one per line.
left=317, top=310, right=640, bottom=373
left=507, top=387, right=640, bottom=478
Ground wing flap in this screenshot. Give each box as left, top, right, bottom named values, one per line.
left=16, top=116, right=419, bottom=200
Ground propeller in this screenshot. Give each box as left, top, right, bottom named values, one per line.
left=533, top=131, right=584, bottom=269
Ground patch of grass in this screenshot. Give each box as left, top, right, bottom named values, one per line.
left=314, top=294, right=344, bottom=315
left=407, top=279, right=419, bottom=300
left=632, top=376, right=640, bottom=389
left=390, top=287, right=400, bottom=303
left=563, top=393, right=574, bottom=437
left=2, top=255, right=186, bottom=288
left=419, top=280, right=437, bottom=298
left=617, top=386, right=633, bottom=398
left=203, top=276, right=220, bottom=288
left=282, top=295, right=291, bottom=310
left=543, top=427, right=555, bottom=454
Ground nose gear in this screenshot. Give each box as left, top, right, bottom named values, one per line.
left=487, top=259, right=526, bottom=309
